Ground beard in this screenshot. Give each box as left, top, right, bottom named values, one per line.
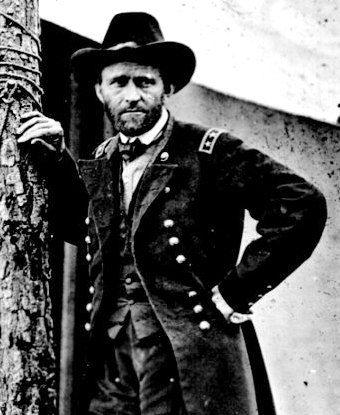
left=105, top=100, right=164, bottom=137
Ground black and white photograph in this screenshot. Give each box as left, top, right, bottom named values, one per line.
left=0, top=1, right=338, bottom=414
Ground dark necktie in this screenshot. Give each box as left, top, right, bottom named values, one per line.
left=118, top=139, right=147, bottom=162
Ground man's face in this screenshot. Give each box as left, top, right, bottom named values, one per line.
left=95, top=61, right=169, bottom=136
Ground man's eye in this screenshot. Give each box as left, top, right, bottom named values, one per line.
left=137, top=78, right=155, bottom=88
left=110, top=77, right=128, bottom=87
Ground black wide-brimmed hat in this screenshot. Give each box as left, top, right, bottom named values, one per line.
left=71, top=12, right=196, bottom=93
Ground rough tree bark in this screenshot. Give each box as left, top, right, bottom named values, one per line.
left=0, top=1, right=56, bottom=414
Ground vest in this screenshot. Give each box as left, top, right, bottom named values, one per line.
left=107, top=173, right=162, bottom=340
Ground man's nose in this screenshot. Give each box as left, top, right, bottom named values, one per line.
left=123, top=81, right=141, bottom=102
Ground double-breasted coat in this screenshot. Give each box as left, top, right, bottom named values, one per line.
left=54, top=116, right=327, bottom=414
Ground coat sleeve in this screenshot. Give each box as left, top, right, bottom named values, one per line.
left=209, top=133, right=327, bottom=312
left=48, top=148, right=89, bottom=245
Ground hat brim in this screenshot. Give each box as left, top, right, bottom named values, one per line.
left=71, top=41, right=196, bottom=93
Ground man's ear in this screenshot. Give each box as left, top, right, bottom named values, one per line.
left=165, top=84, right=175, bottom=99
left=95, top=83, right=104, bottom=104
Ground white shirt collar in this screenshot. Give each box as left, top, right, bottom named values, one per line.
left=119, top=107, right=169, bottom=145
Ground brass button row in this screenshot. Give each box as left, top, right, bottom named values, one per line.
left=187, top=290, right=210, bottom=331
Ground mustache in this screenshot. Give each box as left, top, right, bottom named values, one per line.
left=119, top=105, right=147, bottom=114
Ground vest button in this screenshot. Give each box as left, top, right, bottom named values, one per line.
left=86, top=303, right=93, bottom=312
left=164, top=186, right=171, bottom=193
left=85, top=217, right=90, bottom=225
left=85, top=235, right=91, bottom=244
left=128, top=299, right=134, bottom=305
left=84, top=322, right=91, bottom=331
left=125, top=277, right=132, bottom=284
left=89, top=286, right=95, bottom=294
left=86, top=253, right=92, bottom=262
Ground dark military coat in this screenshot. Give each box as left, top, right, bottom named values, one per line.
left=55, top=117, right=326, bottom=415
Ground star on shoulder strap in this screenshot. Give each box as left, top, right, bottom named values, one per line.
left=198, top=128, right=225, bottom=154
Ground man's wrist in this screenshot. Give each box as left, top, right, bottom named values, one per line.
left=211, top=285, right=252, bottom=324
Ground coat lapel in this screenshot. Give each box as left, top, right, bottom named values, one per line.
left=131, top=118, right=178, bottom=237
left=77, top=119, right=178, bottom=241
left=131, top=163, right=178, bottom=236
left=78, top=140, right=120, bottom=248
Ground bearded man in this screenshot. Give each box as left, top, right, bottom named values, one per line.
left=17, top=12, right=327, bottom=415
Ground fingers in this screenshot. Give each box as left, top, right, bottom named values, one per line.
left=17, top=112, right=64, bottom=154
left=20, top=110, right=44, bottom=120
left=229, top=312, right=252, bottom=324
left=17, top=115, right=50, bottom=136
left=17, top=116, right=62, bottom=140
left=31, top=138, right=57, bottom=152
left=211, top=285, right=252, bottom=324
left=211, top=285, right=219, bottom=295
left=211, top=286, right=234, bottom=319
left=18, top=124, right=62, bottom=144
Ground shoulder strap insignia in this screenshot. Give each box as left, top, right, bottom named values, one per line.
left=198, top=128, right=224, bottom=154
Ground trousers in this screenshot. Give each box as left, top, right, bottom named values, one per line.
left=88, top=315, right=187, bottom=415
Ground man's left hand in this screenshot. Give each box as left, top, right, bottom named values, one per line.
left=211, top=285, right=252, bottom=324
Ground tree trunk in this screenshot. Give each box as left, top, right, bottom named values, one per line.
left=0, top=1, right=56, bottom=414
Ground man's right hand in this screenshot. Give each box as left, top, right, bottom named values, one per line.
left=17, top=111, right=65, bottom=156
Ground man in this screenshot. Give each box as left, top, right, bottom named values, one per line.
left=18, top=12, right=327, bottom=415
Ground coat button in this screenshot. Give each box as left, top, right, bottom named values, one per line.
left=258, top=294, right=263, bottom=298
left=164, top=186, right=171, bottom=193
left=85, top=217, right=90, bottom=225
left=125, top=277, right=132, bottom=284
left=163, top=219, right=174, bottom=228
left=84, top=322, right=91, bottom=331
left=193, top=304, right=203, bottom=313
left=86, top=253, right=92, bottom=262
left=248, top=302, right=254, bottom=307
left=169, top=236, right=179, bottom=246
left=89, top=286, right=95, bottom=294
left=280, top=205, right=288, bottom=214
left=86, top=303, right=93, bottom=312
left=169, top=377, right=175, bottom=383
left=188, top=290, right=197, bottom=297
left=199, top=321, right=211, bottom=330
left=266, top=285, right=272, bottom=290
left=114, top=377, right=120, bottom=383
left=160, top=152, right=169, bottom=161
left=128, top=299, right=134, bottom=305
left=85, top=235, right=91, bottom=244
left=176, top=254, right=186, bottom=264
